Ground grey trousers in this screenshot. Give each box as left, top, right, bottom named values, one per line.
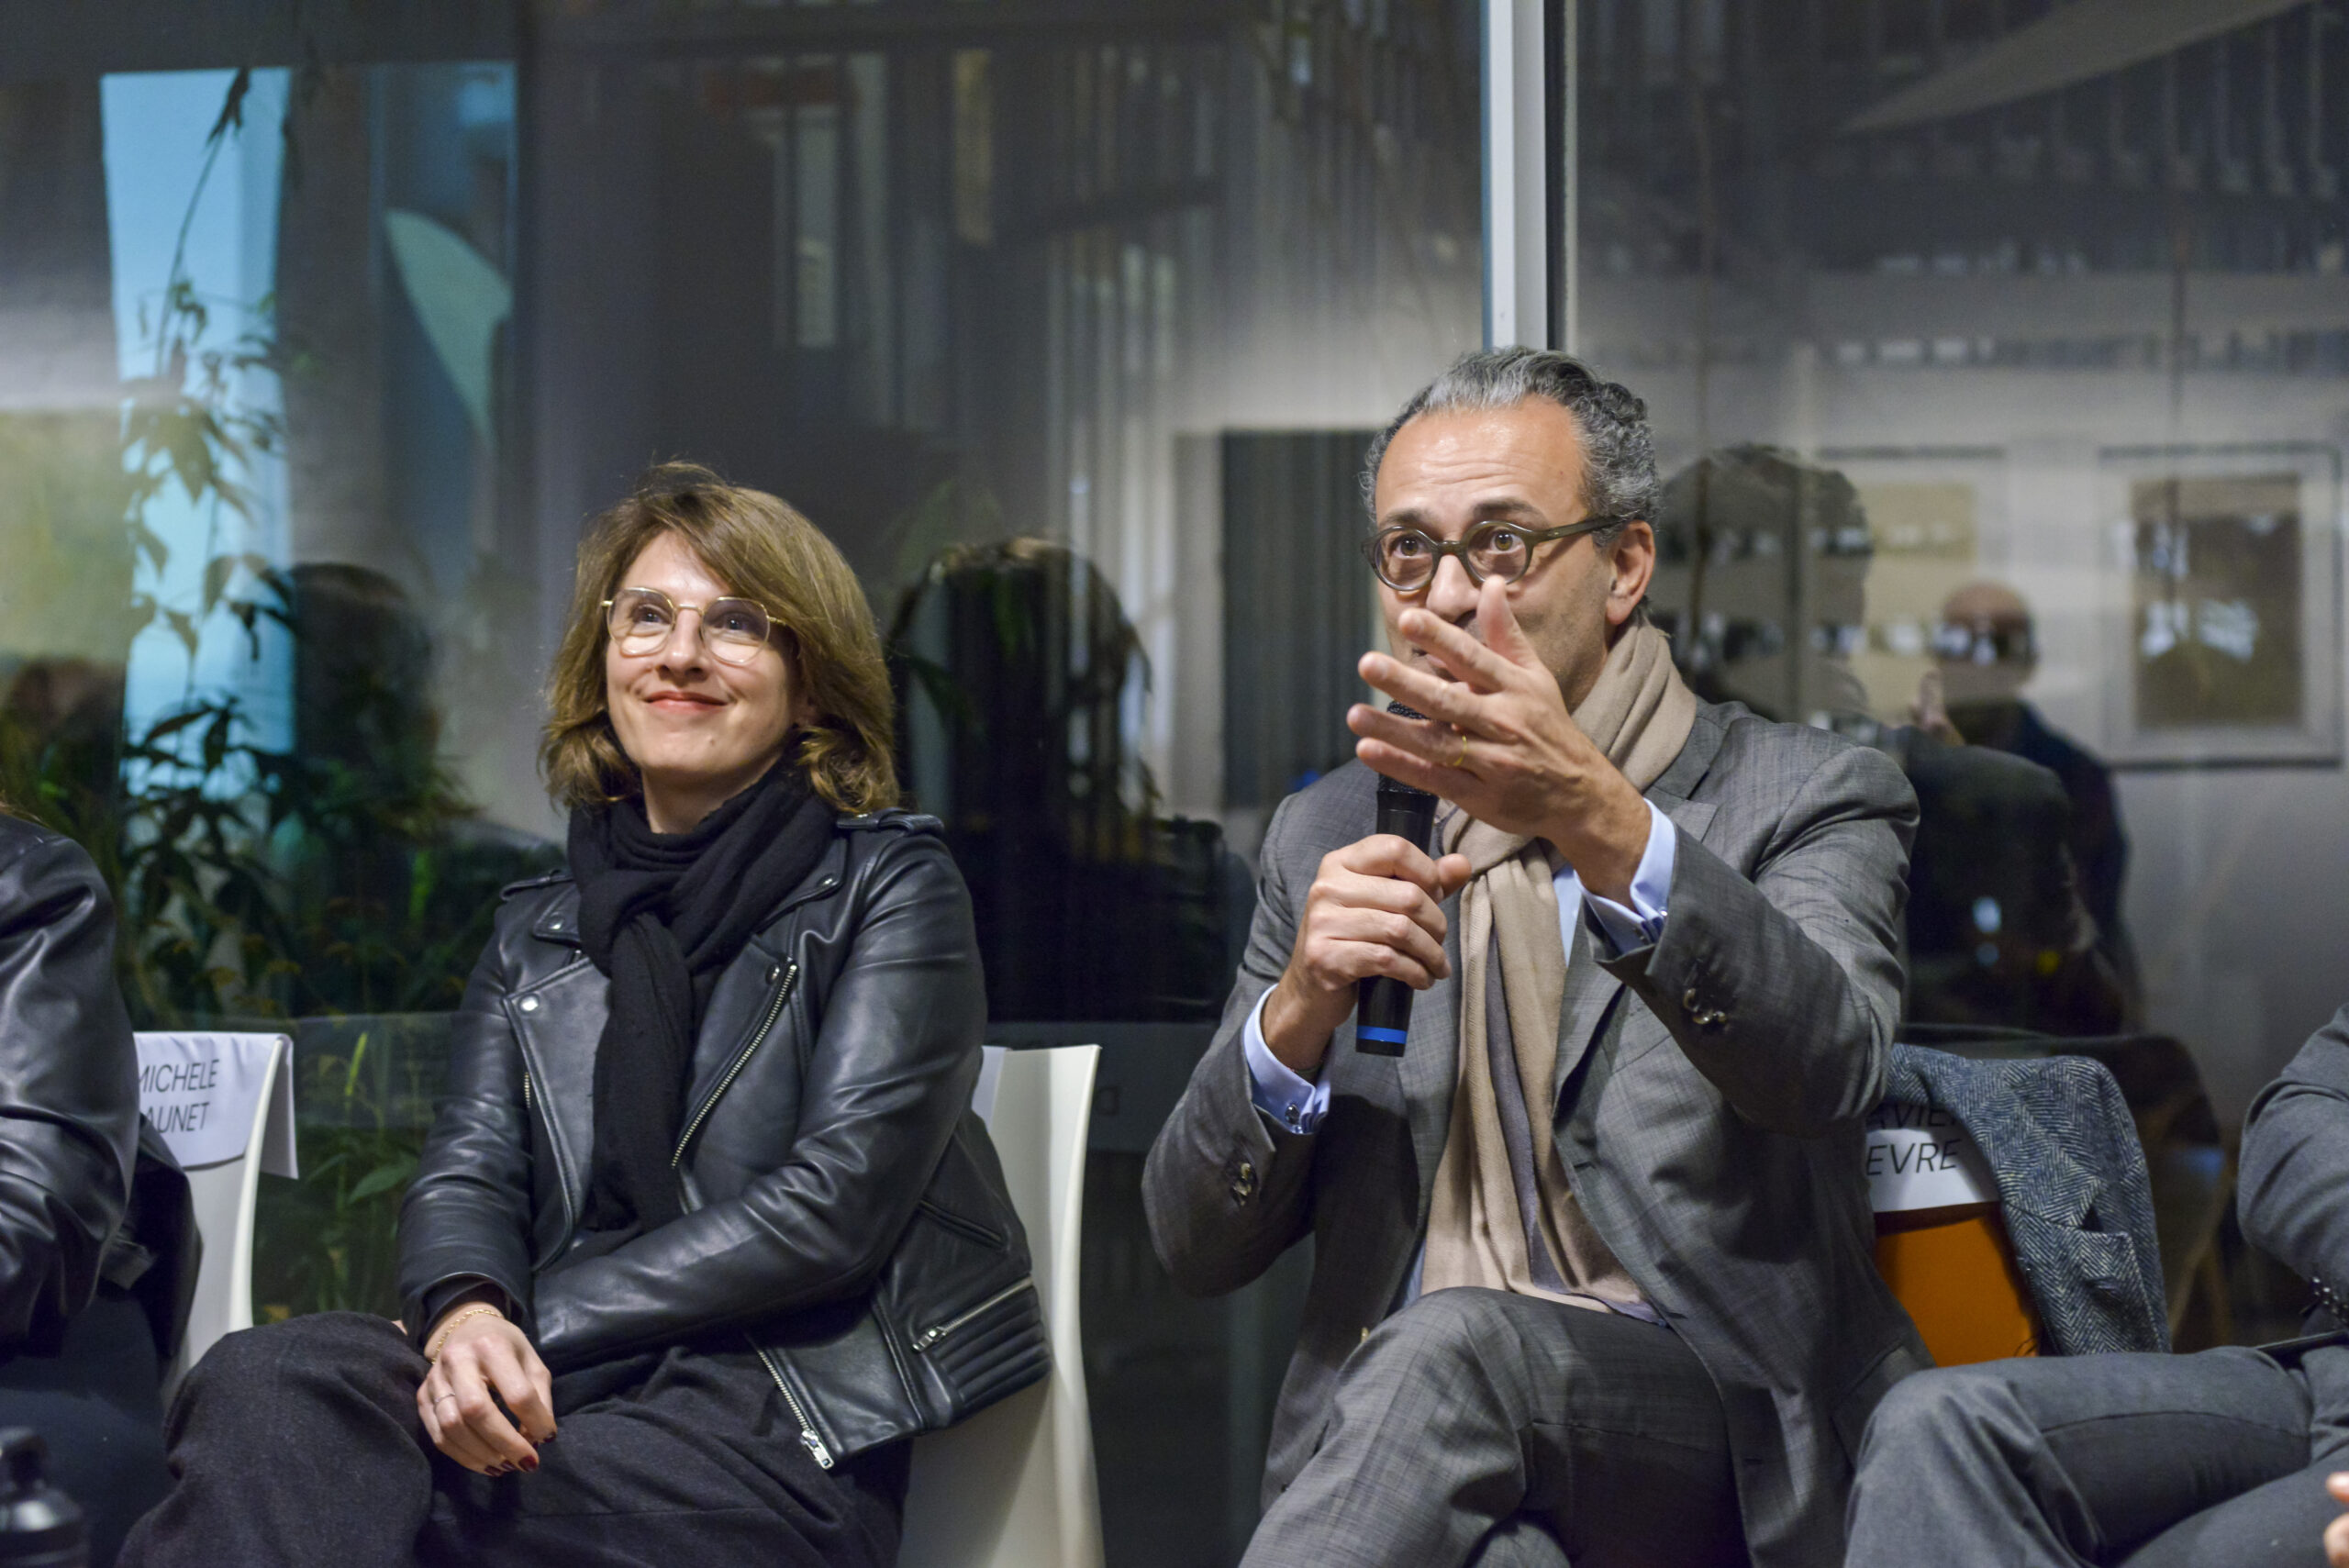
left=1241, top=1286, right=1745, bottom=1568
left=1846, top=1340, right=2349, bottom=1566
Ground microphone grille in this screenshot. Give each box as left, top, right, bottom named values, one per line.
left=1376, top=702, right=1438, bottom=804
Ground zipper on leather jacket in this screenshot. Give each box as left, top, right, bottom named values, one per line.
left=750, top=1339, right=834, bottom=1469
left=672, top=962, right=798, bottom=1169
left=910, top=1276, right=1033, bottom=1352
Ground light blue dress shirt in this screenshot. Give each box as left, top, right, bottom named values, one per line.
left=1241, top=798, right=1677, bottom=1138
left=1237, top=799, right=1678, bottom=1321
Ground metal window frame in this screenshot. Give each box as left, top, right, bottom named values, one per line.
left=1482, top=0, right=1575, bottom=353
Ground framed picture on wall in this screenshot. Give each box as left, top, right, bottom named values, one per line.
left=2099, top=444, right=2343, bottom=767
left=1818, top=445, right=2009, bottom=726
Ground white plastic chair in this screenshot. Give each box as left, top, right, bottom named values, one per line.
left=897, top=1044, right=1106, bottom=1568
left=131, top=1031, right=295, bottom=1394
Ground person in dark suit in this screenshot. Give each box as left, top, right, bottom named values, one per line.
left=1850, top=1002, right=2349, bottom=1565
left=0, top=809, right=168, bottom=1565
left=1145, top=349, right=1926, bottom=1568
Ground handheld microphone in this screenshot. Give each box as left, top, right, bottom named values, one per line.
left=1355, top=703, right=1440, bottom=1058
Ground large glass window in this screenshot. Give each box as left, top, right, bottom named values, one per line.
left=0, top=6, right=1481, bottom=1559
left=1576, top=0, right=2349, bottom=1346
left=7, top=2, right=2345, bottom=1560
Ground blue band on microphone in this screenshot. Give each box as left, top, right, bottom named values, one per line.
left=1358, top=1026, right=1408, bottom=1045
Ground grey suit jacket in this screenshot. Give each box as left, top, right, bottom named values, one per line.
left=1143, top=701, right=1932, bottom=1568
left=2239, top=1004, right=2349, bottom=1312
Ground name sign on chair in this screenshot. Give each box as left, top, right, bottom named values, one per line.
left=1864, top=1101, right=1995, bottom=1214
left=135, top=1033, right=299, bottom=1177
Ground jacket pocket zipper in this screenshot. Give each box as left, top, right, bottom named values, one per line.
left=673, top=962, right=798, bottom=1169
left=917, top=1197, right=1006, bottom=1250
left=910, top=1276, right=1033, bottom=1353
left=750, top=1339, right=834, bottom=1469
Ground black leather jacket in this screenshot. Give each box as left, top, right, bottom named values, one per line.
left=397, top=809, right=1045, bottom=1467
left=0, top=817, right=140, bottom=1356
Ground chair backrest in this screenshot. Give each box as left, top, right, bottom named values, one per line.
left=897, top=1044, right=1106, bottom=1568
left=1865, top=1086, right=2038, bottom=1365
left=132, top=1032, right=295, bottom=1393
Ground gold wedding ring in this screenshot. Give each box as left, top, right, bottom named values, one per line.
left=1451, top=729, right=1469, bottom=770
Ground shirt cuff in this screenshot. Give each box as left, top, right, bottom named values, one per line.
left=1584, top=800, right=1675, bottom=955
left=1241, top=988, right=1331, bottom=1135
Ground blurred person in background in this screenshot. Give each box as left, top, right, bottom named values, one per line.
left=119, top=465, right=1043, bottom=1568
left=887, top=536, right=1247, bottom=1025
left=0, top=806, right=170, bottom=1565
left=1652, top=449, right=2125, bottom=1037
left=1923, top=580, right=2136, bottom=1018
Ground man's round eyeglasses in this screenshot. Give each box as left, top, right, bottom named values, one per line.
left=1360, top=517, right=1623, bottom=592
left=602, top=586, right=778, bottom=667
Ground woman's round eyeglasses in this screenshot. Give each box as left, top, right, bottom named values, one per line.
left=602, top=586, right=779, bottom=666
left=1360, top=517, right=1623, bottom=592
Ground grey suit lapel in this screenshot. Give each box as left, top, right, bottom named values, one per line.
left=1399, top=908, right=1462, bottom=1211
left=1550, top=918, right=1618, bottom=1110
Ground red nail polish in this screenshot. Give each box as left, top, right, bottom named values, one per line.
left=520, top=1455, right=540, bottom=1473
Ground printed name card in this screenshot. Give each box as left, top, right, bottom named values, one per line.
left=1864, top=1099, right=1995, bottom=1214
left=134, top=1033, right=299, bottom=1177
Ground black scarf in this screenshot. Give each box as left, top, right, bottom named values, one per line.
left=566, top=761, right=834, bottom=1247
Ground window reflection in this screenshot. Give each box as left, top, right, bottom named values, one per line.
left=2, top=7, right=1481, bottom=1558
left=1588, top=0, right=2346, bottom=1347
left=10, top=0, right=2333, bottom=1538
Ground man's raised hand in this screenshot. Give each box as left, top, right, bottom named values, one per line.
left=1347, top=575, right=1649, bottom=903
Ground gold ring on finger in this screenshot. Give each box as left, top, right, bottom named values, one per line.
left=1451, top=730, right=1470, bottom=770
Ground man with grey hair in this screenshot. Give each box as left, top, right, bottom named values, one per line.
left=1145, top=348, right=1926, bottom=1567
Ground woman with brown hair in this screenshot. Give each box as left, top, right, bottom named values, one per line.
left=121, top=465, right=1044, bottom=1567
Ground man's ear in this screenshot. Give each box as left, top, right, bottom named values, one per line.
left=1605, top=520, right=1657, bottom=628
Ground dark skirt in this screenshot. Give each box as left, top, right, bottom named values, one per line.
left=117, top=1312, right=906, bottom=1568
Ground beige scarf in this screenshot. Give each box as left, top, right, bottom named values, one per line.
left=1419, top=620, right=1698, bottom=1308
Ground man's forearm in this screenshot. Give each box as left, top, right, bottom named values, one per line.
left=1603, top=828, right=1900, bottom=1138
left=1144, top=985, right=1316, bottom=1298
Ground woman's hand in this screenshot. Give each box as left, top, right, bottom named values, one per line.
left=2326, top=1473, right=2349, bottom=1566
left=417, top=1303, right=556, bottom=1475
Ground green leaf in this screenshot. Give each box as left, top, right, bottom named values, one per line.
left=161, top=608, right=200, bottom=656
left=345, top=1156, right=417, bottom=1205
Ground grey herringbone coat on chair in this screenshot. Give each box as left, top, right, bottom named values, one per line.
left=1882, top=1045, right=2168, bottom=1357
left=1144, top=701, right=1933, bottom=1568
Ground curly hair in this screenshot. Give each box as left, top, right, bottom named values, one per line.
left=540, top=463, right=898, bottom=816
